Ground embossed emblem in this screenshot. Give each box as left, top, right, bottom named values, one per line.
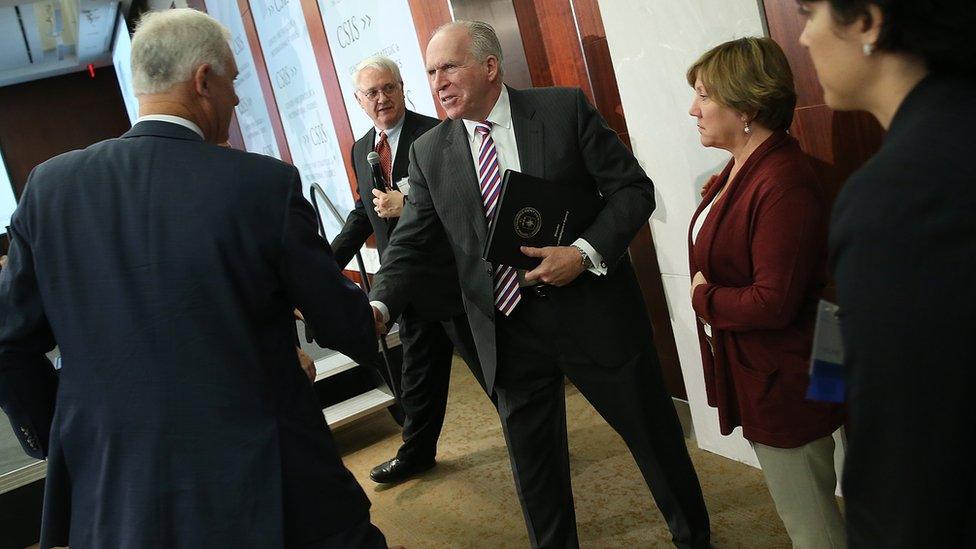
left=514, top=207, right=542, bottom=239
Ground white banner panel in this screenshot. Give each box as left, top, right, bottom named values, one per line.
left=205, top=0, right=282, bottom=159
left=317, top=0, right=437, bottom=138
left=251, top=0, right=353, bottom=240
left=1, top=150, right=16, bottom=231
left=110, top=14, right=138, bottom=126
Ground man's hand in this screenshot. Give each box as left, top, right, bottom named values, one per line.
left=372, top=305, right=389, bottom=336
left=372, top=188, right=404, bottom=219
left=691, top=271, right=707, bottom=299
left=297, top=347, right=316, bottom=383
left=0, top=255, right=7, bottom=269
left=522, top=246, right=585, bottom=287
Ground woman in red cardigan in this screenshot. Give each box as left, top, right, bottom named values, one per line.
left=686, top=37, right=845, bottom=547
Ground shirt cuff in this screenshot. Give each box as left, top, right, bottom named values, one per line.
left=573, top=238, right=607, bottom=276
left=370, top=300, right=390, bottom=324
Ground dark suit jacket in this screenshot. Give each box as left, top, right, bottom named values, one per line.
left=331, top=110, right=463, bottom=321
left=0, top=121, right=377, bottom=548
left=371, top=87, right=657, bottom=392
left=830, top=75, right=976, bottom=547
left=689, top=131, right=844, bottom=447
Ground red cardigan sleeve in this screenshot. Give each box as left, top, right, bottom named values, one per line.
left=692, top=181, right=825, bottom=331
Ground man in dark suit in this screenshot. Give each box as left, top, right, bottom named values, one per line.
left=370, top=21, right=711, bottom=548
left=331, top=56, right=485, bottom=484
left=0, top=9, right=386, bottom=548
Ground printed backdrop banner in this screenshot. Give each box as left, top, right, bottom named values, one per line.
left=317, top=0, right=437, bottom=138
left=205, top=0, right=282, bottom=159
left=251, top=0, right=353, bottom=240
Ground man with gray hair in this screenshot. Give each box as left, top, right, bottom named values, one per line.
left=0, top=8, right=387, bottom=548
left=370, top=20, right=711, bottom=547
left=331, top=55, right=487, bottom=485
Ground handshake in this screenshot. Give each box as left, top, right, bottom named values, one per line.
left=371, top=304, right=389, bottom=337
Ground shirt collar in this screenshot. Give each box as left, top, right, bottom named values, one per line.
left=135, top=114, right=204, bottom=139
left=375, top=113, right=406, bottom=143
left=463, top=86, right=512, bottom=141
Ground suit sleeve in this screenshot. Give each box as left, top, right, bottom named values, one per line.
left=330, top=199, right=372, bottom=270
left=0, top=189, right=59, bottom=460
left=277, top=168, right=375, bottom=363
left=369, top=144, right=444, bottom=321
left=692, top=183, right=826, bottom=331
left=330, top=143, right=374, bottom=269
left=575, top=88, right=655, bottom=269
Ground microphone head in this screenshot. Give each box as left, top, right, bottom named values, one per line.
left=367, top=151, right=380, bottom=166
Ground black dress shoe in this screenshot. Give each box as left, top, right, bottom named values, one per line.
left=369, top=457, right=436, bottom=484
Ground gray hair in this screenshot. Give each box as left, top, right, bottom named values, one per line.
left=434, top=20, right=504, bottom=77
left=131, top=8, right=232, bottom=95
left=352, top=56, right=403, bottom=88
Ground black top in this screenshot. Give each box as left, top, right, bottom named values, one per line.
left=830, top=75, right=976, bottom=547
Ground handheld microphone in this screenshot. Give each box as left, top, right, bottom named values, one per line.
left=367, top=151, right=387, bottom=192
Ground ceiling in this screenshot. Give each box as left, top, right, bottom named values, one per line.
left=0, top=0, right=133, bottom=87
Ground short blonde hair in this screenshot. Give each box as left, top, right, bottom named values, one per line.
left=686, top=37, right=797, bottom=131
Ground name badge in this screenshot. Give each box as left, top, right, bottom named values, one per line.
left=807, top=300, right=844, bottom=403
left=394, top=177, right=410, bottom=195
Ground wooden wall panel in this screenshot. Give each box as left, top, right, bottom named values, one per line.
left=571, top=0, right=627, bottom=144
left=512, top=0, right=592, bottom=99
left=762, top=0, right=825, bottom=109
left=0, top=68, right=130, bottom=195
left=407, top=0, right=453, bottom=120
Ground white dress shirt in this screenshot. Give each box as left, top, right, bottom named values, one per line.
left=373, top=113, right=405, bottom=162
left=135, top=114, right=204, bottom=139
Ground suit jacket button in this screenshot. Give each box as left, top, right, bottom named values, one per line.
left=486, top=265, right=493, bottom=276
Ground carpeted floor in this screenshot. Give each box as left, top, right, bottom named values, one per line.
left=24, top=355, right=823, bottom=549
left=332, top=356, right=818, bottom=548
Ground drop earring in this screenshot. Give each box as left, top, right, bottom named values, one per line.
left=743, top=121, right=751, bottom=134
left=862, top=43, right=874, bottom=56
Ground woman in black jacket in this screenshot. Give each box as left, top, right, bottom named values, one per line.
left=797, top=1, right=976, bottom=547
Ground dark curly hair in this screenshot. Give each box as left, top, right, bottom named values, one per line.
left=807, top=0, right=976, bottom=75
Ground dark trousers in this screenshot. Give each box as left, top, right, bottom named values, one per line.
left=395, top=311, right=487, bottom=463
left=494, top=290, right=710, bottom=548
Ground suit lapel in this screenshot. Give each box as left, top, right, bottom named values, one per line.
left=444, top=119, right=489, bottom=245
left=391, top=113, right=415, bottom=182
left=355, top=128, right=376, bottom=199
left=509, top=88, right=545, bottom=179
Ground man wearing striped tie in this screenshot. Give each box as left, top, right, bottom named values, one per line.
left=369, top=21, right=710, bottom=548
left=331, top=56, right=486, bottom=486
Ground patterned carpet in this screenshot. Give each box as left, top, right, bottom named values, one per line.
left=332, top=356, right=809, bottom=548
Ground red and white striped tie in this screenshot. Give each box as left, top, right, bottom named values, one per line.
left=475, top=121, right=521, bottom=316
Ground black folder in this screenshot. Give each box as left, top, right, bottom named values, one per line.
left=483, top=170, right=604, bottom=270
